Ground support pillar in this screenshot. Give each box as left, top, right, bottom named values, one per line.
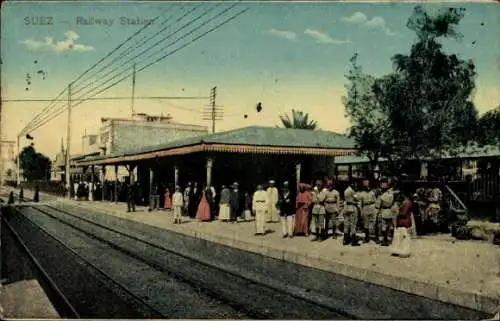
left=295, top=163, right=301, bottom=189
left=101, top=165, right=106, bottom=201
left=90, top=165, right=95, bottom=201
left=206, top=157, right=213, bottom=187
left=174, top=165, right=179, bottom=187
left=114, top=165, right=118, bottom=203
left=149, top=166, right=154, bottom=203
left=420, top=161, right=428, bottom=181
left=348, top=164, right=353, bottom=182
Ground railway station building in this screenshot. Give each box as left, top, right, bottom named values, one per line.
left=73, top=126, right=357, bottom=200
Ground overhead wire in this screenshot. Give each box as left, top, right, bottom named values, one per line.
left=24, top=3, right=222, bottom=132
left=23, top=6, right=249, bottom=134
left=71, top=3, right=196, bottom=93
left=71, top=2, right=227, bottom=98
left=20, top=4, right=174, bottom=135
left=19, top=87, right=67, bottom=136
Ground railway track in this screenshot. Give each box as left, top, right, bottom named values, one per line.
left=13, top=204, right=362, bottom=319
left=4, top=209, right=166, bottom=318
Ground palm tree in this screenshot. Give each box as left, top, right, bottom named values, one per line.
left=279, top=109, right=318, bottom=130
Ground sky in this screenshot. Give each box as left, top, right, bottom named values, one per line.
left=1, top=0, right=499, bottom=159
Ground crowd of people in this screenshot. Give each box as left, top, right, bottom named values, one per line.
left=70, top=175, right=447, bottom=257
left=145, top=178, right=444, bottom=256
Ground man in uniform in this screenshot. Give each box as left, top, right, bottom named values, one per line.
left=323, top=180, right=341, bottom=239
left=311, top=180, right=326, bottom=241
left=359, top=179, right=377, bottom=243
left=267, top=180, right=280, bottom=223
left=426, top=183, right=443, bottom=232
left=279, top=181, right=295, bottom=238
left=343, top=180, right=360, bottom=246
left=378, top=179, right=394, bottom=246
left=253, top=184, right=269, bottom=235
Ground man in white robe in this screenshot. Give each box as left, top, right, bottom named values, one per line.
left=266, top=180, right=279, bottom=223
left=172, top=185, right=184, bottom=224
left=253, top=184, right=269, bottom=235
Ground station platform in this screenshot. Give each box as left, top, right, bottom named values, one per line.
left=0, top=279, right=60, bottom=319
left=3, top=187, right=500, bottom=315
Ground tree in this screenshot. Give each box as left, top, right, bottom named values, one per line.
left=279, top=109, right=318, bottom=130
left=476, top=106, right=500, bottom=146
left=18, top=145, right=51, bottom=182
left=343, top=53, right=394, bottom=169
left=345, top=5, right=479, bottom=172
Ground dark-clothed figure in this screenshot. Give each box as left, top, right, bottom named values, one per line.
left=229, top=182, right=241, bottom=222
left=279, top=181, right=295, bottom=238
left=19, top=188, right=24, bottom=203
left=34, top=185, right=40, bottom=203
left=149, top=183, right=160, bottom=211
left=127, top=183, right=136, bottom=212
left=205, top=185, right=214, bottom=221
left=7, top=191, right=14, bottom=204
left=243, top=191, right=253, bottom=221
left=189, top=182, right=200, bottom=218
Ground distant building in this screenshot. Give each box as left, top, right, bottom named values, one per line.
left=81, top=133, right=100, bottom=155
left=99, top=113, right=208, bottom=157
left=0, top=140, right=15, bottom=183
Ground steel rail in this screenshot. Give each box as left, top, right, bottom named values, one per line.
left=39, top=204, right=360, bottom=319
left=1, top=214, right=80, bottom=318
left=12, top=209, right=166, bottom=318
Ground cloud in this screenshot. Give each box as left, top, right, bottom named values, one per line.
left=263, top=28, right=297, bottom=41
left=340, top=12, right=367, bottom=24
left=341, top=12, right=398, bottom=36
left=19, top=30, right=95, bottom=52
left=363, top=16, right=398, bottom=36
left=304, top=29, right=351, bottom=45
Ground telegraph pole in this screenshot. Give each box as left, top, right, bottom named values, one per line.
left=130, top=63, right=136, bottom=118
left=16, top=135, right=20, bottom=186
left=65, top=83, right=73, bottom=198
left=202, top=87, right=222, bottom=134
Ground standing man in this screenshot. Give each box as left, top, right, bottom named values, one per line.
left=172, top=185, right=184, bottom=224
left=378, top=179, right=395, bottom=246
left=323, top=180, right=341, bottom=239
left=127, top=182, right=136, bottom=212
left=359, top=179, right=378, bottom=243
left=218, top=185, right=231, bottom=222
left=183, top=182, right=191, bottom=216
left=267, top=180, right=279, bottom=223
left=19, top=187, right=24, bottom=203
left=279, top=181, right=295, bottom=238
left=253, top=184, right=269, bottom=235
left=229, top=182, right=241, bottom=222
left=73, top=181, right=79, bottom=200
left=343, top=180, right=359, bottom=246
left=33, top=185, right=40, bottom=203
left=88, top=180, right=94, bottom=201
left=426, top=182, right=443, bottom=231
left=311, top=180, right=326, bottom=241
left=149, top=183, right=160, bottom=212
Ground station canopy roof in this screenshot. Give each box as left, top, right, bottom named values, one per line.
left=75, top=126, right=357, bottom=166
left=334, top=144, right=500, bottom=165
